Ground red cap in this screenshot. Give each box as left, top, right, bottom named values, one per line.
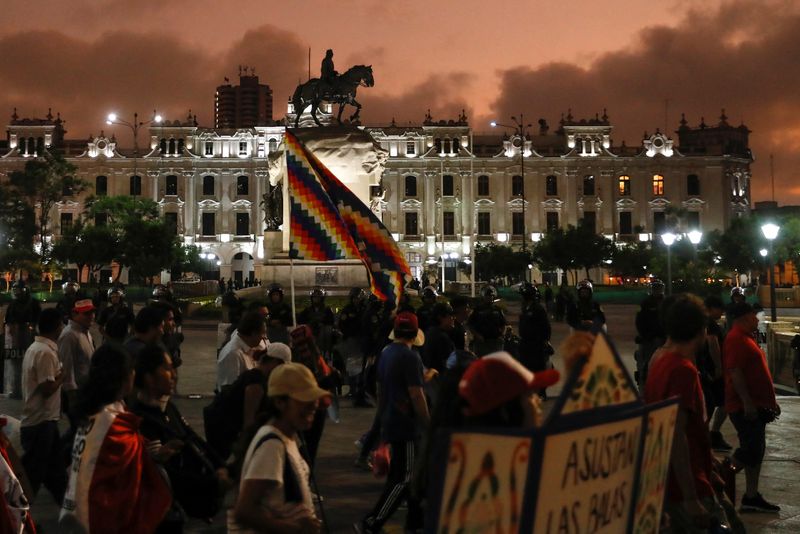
left=459, top=352, right=560, bottom=416
left=73, top=299, right=95, bottom=313
left=394, top=311, right=418, bottom=332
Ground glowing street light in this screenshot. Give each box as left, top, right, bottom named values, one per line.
left=760, top=248, right=768, bottom=257
left=687, top=230, right=702, bottom=245
left=761, top=222, right=780, bottom=321
left=105, top=110, right=163, bottom=198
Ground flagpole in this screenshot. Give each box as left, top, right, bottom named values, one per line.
left=470, top=130, right=476, bottom=298
left=290, top=258, right=297, bottom=327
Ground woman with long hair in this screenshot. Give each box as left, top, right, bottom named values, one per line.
left=59, top=344, right=171, bottom=534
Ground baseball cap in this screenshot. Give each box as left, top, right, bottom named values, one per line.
left=268, top=362, right=331, bottom=403
left=459, top=352, right=560, bottom=416
left=73, top=299, right=96, bottom=313
left=729, top=301, right=755, bottom=320
left=388, top=311, right=425, bottom=346
left=263, top=342, right=292, bottom=364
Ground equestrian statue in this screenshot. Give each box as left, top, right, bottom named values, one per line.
left=291, top=49, right=374, bottom=127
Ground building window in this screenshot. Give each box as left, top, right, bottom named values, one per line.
left=512, top=212, right=525, bottom=236
left=202, top=213, right=215, bottom=236
left=546, top=211, right=559, bottom=231
left=130, top=175, right=142, bottom=196
left=60, top=212, right=73, bottom=233
left=205, top=141, right=213, bottom=156
left=239, top=141, right=248, bottom=155
left=62, top=177, right=74, bottom=197
left=168, top=139, right=176, bottom=155
left=237, top=176, right=249, bottom=196
left=619, top=211, right=633, bottom=235
left=166, top=175, right=178, bottom=196
left=268, top=139, right=278, bottom=152
left=95, top=175, right=107, bottom=196
left=618, top=175, right=631, bottom=196
left=452, top=138, right=459, bottom=154
left=652, top=174, right=664, bottom=196
left=686, top=211, right=700, bottom=229
left=443, top=211, right=455, bottom=236
left=687, top=174, right=700, bottom=196
left=546, top=175, right=558, bottom=196
left=94, top=213, right=107, bottom=227
left=512, top=175, right=524, bottom=196
left=653, top=211, right=666, bottom=234
left=405, top=212, right=418, bottom=235
left=203, top=176, right=215, bottom=196
left=406, top=141, right=415, bottom=155
left=582, top=210, right=596, bottom=233
left=236, top=212, right=250, bottom=235
left=583, top=175, right=595, bottom=196
left=477, top=175, right=490, bottom=196
left=160, top=139, right=167, bottom=155
left=404, top=176, right=417, bottom=197
left=442, top=175, right=454, bottom=196
left=435, top=138, right=442, bottom=153
left=164, top=212, right=178, bottom=235
left=477, top=212, right=491, bottom=235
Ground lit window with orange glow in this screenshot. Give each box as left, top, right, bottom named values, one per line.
left=618, top=175, right=630, bottom=196
left=652, top=174, right=664, bottom=196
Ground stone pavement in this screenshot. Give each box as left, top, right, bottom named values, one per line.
left=0, top=305, right=797, bottom=532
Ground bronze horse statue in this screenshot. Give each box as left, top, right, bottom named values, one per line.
left=291, top=64, right=374, bottom=127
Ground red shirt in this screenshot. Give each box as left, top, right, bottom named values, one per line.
left=723, top=324, right=777, bottom=413
left=644, top=350, right=714, bottom=502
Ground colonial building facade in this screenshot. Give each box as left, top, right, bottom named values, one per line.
left=1, top=106, right=752, bottom=285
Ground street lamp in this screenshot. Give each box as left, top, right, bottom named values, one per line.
left=491, top=115, right=532, bottom=253
left=687, top=230, right=702, bottom=245
left=660, top=232, right=677, bottom=295
left=761, top=222, right=780, bottom=322
left=106, top=110, right=162, bottom=198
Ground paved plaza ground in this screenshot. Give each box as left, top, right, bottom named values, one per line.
left=1, top=303, right=798, bottom=532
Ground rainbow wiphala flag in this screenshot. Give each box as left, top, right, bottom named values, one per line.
left=286, top=131, right=411, bottom=305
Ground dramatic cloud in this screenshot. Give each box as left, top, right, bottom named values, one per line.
left=491, top=0, right=800, bottom=202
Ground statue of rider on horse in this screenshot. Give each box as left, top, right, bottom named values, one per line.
left=291, top=49, right=374, bottom=128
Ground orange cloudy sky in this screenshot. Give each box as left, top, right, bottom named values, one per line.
left=2, top=0, right=799, bottom=203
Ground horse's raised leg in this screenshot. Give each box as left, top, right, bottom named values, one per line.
left=311, top=100, right=323, bottom=127
left=349, top=98, right=362, bottom=122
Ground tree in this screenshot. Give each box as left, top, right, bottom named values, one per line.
left=170, top=245, right=203, bottom=280
left=570, top=223, right=614, bottom=281
left=7, top=150, right=86, bottom=260
left=535, top=227, right=578, bottom=282
left=469, top=243, right=531, bottom=282
left=0, top=181, right=37, bottom=274
left=119, top=218, right=181, bottom=283
left=51, top=221, right=119, bottom=281
left=707, top=217, right=762, bottom=282
left=610, top=241, right=654, bottom=280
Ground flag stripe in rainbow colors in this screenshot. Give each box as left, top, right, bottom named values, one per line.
left=286, top=130, right=411, bottom=305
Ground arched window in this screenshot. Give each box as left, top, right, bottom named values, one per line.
left=237, top=176, right=249, bottom=196
left=36, top=137, right=44, bottom=154
left=130, top=175, right=142, bottom=196
left=166, top=175, right=178, bottom=196
left=435, top=138, right=442, bottom=153
left=451, top=137, right=459, bottom=154
left=687, top=174, right=700, bottom=196
left=268, top=138, right=278, bottom=152
left=442, top=175, right=454, bottom=196
left=177, top=139, right=185, bottom=154
left=168, top=138, right=176, bottom=155
left=512, top=175, right=524, bottom=196
left=203, top=175, right=215, bottom=196
left=477, top=175, right=490, bottom=196
left=652, top=174, right=664, bottom=196
left=583, top=175, right=595, bottom=196
left=159, top=139, right=167, bottom=155
left=404, top=176, right=417, bottom=197
left=95, top=175, right=107, bottom=196
left=618, top=175, right=631, bottom=196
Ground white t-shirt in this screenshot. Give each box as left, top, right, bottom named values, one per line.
left=227, top=424, right=315, bottom=533
left=217, top=333, right=258, bottom=389
left=21, top=337, right=62, bottom=427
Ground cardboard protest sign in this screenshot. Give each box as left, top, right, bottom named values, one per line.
left=435, top=432, right=532, bottom=534
left=632, top=401, right=679, bottom=534
left=428, top=332, right=678, bottom=534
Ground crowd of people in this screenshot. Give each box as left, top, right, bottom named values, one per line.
left=0, top=276, right=784, bottom=532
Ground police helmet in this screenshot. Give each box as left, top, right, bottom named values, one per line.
left=649, top=279, right=665, bottom=294
left=107, top=286, right=125, bottom=299
left=421, top=286, right=439, bottom=301
left=62, top=281, right=80, bottom=294
left=152, top=284, right=171, bottom=299
left=310, top=286, right=326, bottom=299
left=348, top=287, right=366, bottom=302
left=481, top=285, right=499, bottom=302
left=518, top=282, right=540, bottom=301
left=577, top=279, right=594, bottom=295
left=730, top=286, right=746, bottom=299
left=268, top=284, right=284, bottom=298
left=11, top=280, right=28, bottom=298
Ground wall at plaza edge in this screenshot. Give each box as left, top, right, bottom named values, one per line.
left=0, top=105, right=752, bottom=289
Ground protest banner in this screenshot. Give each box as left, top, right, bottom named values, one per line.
left=427, top=332, right=679, bottom=534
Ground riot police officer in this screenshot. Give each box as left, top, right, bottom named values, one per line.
left=3, top=281, right=41, bottom=396
left=266, top=284, right=292, bottom=344
left=517, top=282, right=552, bottom=374
left=725, top=286, right=747, bottom=333
left=566, top=279, right=606, bottom=331
left=297, top=286, right=335, bottom=354
left=416, top=286, right=438, bottom=332
left=56, top=281, right=81, bottom=323
left=468, top=285, right=507, bottom=356
left=634, top=279, right=666, bottom=385
left=97, top=286, right=134, bottom=338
